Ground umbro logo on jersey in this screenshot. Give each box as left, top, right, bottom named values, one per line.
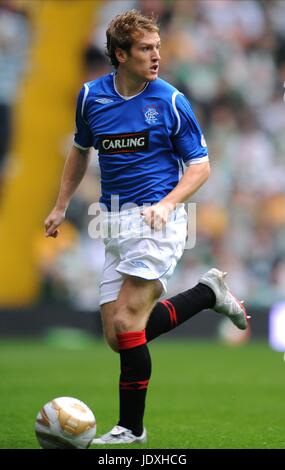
left=98, top=131, right=149, bottom=154
left=95, top=98, right=114, bottom=104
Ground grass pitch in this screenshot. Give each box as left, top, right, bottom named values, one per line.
left=0, top=337, right=284, bottom=449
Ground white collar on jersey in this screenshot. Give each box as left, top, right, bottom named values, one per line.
left=112, top=72, right=149, bottom=100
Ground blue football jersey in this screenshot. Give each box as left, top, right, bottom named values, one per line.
left=74, top=73, right=208, bottom=210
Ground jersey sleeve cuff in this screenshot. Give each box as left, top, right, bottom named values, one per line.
left=73, top=140, right=91, bottom=151
left=184, top=155, right=209, bottom=166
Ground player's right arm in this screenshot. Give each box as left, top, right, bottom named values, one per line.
left=44, top=145, right=90, bottom=238
left=45, top=84, right=93, bottom=238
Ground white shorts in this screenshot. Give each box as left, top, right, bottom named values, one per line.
left=99, top=205, right=187, bottom=306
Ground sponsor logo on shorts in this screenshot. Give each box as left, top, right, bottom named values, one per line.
left=98, top=131, right=149, bottom=154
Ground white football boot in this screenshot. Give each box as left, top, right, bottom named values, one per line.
left=91, top=425, right=147, bottom=445
left=199, top=268, right=250, bottom=330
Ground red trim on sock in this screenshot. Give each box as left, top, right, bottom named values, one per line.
left=160, top=300, right=177, bottom=327
left=117, top=330, right=146, bottom=350
left=120, top=380, right=149, bottom=390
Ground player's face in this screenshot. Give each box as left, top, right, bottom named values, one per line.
left=125, top=32, right=161, bottom=82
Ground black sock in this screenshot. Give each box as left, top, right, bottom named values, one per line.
left=117, top=330, right=151, bottom=437
left=146, top=283, right=215, bottom=342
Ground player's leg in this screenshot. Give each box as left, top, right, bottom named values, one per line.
left=141, top=204, right=248, bottom=340
left=99, top=206, right=247, bottom=348
left=93, top=275, right=162, bottom=445
left=115, top=276, right=162, bottom=436
left=101, top=278, right=214, bottom=348
left=145, top=268, right=249, bottom=342
left=113, top=274, right=162, bottom=333
left=101, top=269, right=249, bottom=347
left=145, top=280, right=215, bottom=341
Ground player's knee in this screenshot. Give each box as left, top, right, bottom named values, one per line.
left=113, top=313, right=131, bottom=334
left=113, top=303, right=141, bottom=333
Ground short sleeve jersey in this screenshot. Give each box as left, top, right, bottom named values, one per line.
left=74, top=73, right=208, bottom=210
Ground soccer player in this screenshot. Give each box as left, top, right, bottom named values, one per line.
left=44, top=10, right=249, bottom=445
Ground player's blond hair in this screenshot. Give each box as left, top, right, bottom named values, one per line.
left=106, top=9, right=159, bottom=68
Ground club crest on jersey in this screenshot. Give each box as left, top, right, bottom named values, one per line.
left=143, top=104, right=160, bottom=125
left=98, top=131, right=149, bottom=154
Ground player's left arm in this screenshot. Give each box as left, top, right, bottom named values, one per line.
left=142, top=93, right=210, bottom=230
left=142, top=162, right=210, bottom=230
left=162, top=160, right=210, bottom=207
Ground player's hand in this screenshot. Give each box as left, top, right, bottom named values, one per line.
left=141, top=202, right=174, bottom=231
left=44, top=208, right=66, bottom=238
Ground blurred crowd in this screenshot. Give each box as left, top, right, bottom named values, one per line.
left=0, top=0, right=30, bottom=199
left=3, top=0, right=285, bottom=310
